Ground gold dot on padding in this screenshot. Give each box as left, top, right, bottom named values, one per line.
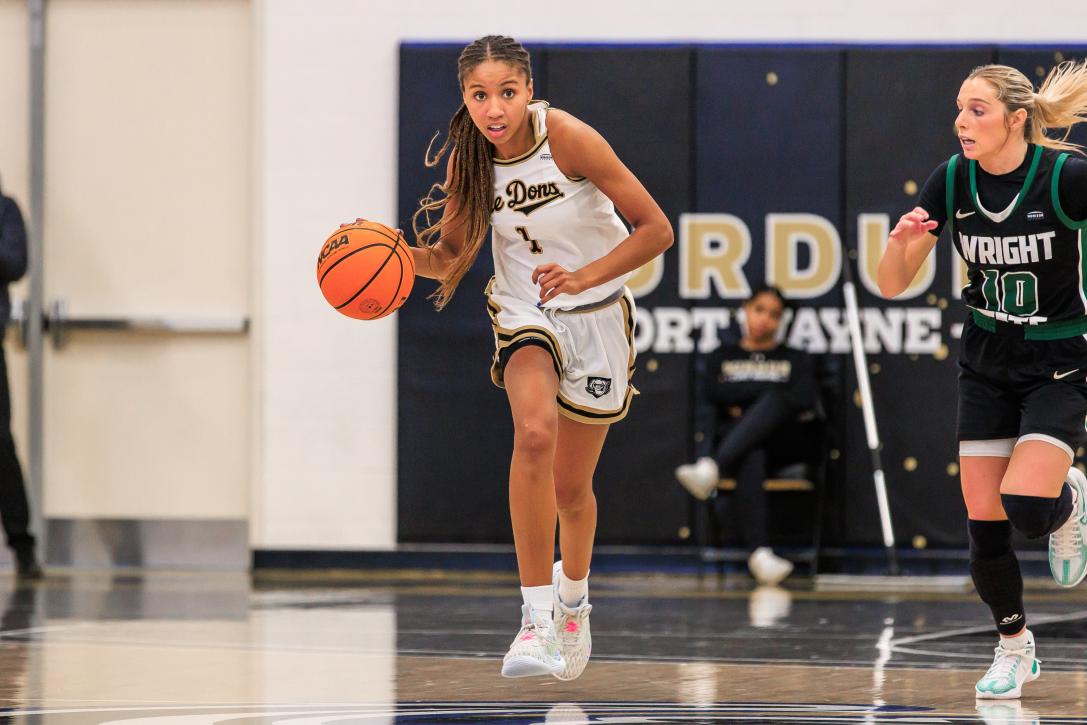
left=829, top=449, right=841, bottom=460
left=694, top=431, right=704, bottom=443
left=947, top=462, right=960, bottom=476
left=912, top=535, right=928, bottom=549
left=853, top=389, right=862, bottom=407
left=904, top=456, right=918, bottom=471
left=647, top=358, right=659, bottom=372
left=910, top=354, right=919, bottom=361
left=678, top=526, right=691, bottom=540
left=869, top=363, right=881, bottom=374
left=848, top=249, right=858, bottom=260
left=934, top=344, right=949, bottom=361
left=1036, top=65, right=1047, bottom=78
left=938, top=298, right=948, bottom=310
left=926, top=293, right=937, bottom=305
left=766, top=71, right=779, bottom=85
left=1056, top=52, right=1065, bottom=62
left=904, top=180, right=918, bottom=196
left=1078, top=447, right=1085, bottom=458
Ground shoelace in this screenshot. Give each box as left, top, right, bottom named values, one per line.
left=983, top=646, right=1023, bottom=682
left=1054, top=523, right=1084, bottom=558
left=515, top=616, right=553, bottom=645
left=1053, top=490, right=1085, bottom=559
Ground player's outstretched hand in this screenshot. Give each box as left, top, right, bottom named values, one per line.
left=533, top=263, right=587, bottom=304
left=889, top=207, right=938, bottom=246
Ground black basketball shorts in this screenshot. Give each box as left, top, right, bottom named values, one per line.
left=957, top=317, right=1087, bottom=459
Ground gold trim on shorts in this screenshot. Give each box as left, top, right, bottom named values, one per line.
left=486, top=278, right=564, bottom=387
left=484, top=277, right=639, bottom=424
left=557, top=290, right=639, bottom=425
left=557, top=385, right=635, bottom=424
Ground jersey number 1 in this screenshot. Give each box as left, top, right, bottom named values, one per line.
left=515, top=226, right=543, bottom=255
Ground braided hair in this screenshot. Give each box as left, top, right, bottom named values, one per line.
left=412, top=35, right=532, bottom=309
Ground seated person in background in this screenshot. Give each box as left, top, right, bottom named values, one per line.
left=675, top=285, right=819, bottom=586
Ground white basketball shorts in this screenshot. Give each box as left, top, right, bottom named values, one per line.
left=486, top=277, right=637, bottom=425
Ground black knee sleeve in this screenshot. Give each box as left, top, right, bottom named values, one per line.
left=968, top=520, right=1026, bottom=636
left=969, top=518, right=1012, bottom=559
left=1001, top=484, right=1073, bottom=539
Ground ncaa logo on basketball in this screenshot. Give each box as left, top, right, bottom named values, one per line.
left=317, top=233, right=350, bottom=269
left=585, top=377, right=612, bottom=398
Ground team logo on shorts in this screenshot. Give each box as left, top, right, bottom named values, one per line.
left=585, top=377, right=612, bottom=398
left=1027, top=210, right=1045, bottom=221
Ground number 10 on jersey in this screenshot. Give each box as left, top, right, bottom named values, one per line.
left=515, top=226, right=543, bottom=255
left=980, top=269, right=1040, bottom=317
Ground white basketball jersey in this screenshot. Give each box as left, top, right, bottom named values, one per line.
left=490, top=101, right=631, bottom=309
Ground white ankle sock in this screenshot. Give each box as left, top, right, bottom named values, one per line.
left=521, top=585, right=554, bottom=614
left=558, top=568, right=589, bottom=607
left=1001, top=629, right=1030, bottom=650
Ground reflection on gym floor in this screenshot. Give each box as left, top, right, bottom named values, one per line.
left=0, top=570, right=1083, bottom=722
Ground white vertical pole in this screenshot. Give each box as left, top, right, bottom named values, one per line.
left=842, top=279, right=898, bottom=574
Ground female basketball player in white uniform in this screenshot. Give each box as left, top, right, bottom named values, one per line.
left=408, top=35, right=672, bottom=680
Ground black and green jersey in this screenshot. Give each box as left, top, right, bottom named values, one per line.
left=917, top=144, right=1087, bottom=339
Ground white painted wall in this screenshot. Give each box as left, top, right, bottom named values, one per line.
left=255, top=0, right=1087, bottom=550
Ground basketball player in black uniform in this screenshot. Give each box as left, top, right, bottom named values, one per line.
left=878, top=61, right=1087, bottom=699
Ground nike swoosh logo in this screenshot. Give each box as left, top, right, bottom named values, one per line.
left=1054, top=369, right=1081, bottom=380
left=955, top=209, right=976, bottom=219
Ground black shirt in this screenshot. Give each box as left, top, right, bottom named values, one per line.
left=916, top=145, right=1087, bottom=323
left=918, top=148, right=1087, bottom=238
left=693, top=342, right=818, bottom=456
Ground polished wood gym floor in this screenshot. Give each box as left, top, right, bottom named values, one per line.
left=0, top=569, right=1084, bottom=723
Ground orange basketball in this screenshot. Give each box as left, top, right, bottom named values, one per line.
left=316, top=219, right=415, bottom=320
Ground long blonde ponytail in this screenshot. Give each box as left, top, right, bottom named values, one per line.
left=969, top=61, right=1087, bottom=154
left=1032, top=60, right=1087, bottom=152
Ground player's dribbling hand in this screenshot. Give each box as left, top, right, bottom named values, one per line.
left=339, top=218, right=409, bottom=244
left=889, top=207, right=938, bottom=245
left=533, top=263, right=587, bottom=304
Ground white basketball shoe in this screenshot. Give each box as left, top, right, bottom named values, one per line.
left=500, top=604, right=565, bottom=678
left=974, top=630, right=1040, bottom=699
left=747, top=546, right=794, bottom=586
left=675, top=456, right=719, bottom=501
left=1049, top=466, right=1087, bottom=588
left=552, top=560, right=592, bottom=681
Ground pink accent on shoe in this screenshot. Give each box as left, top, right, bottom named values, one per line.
left=565, top=620, right=579, bottom=633
left=520, top=633, right=535, bottom=642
